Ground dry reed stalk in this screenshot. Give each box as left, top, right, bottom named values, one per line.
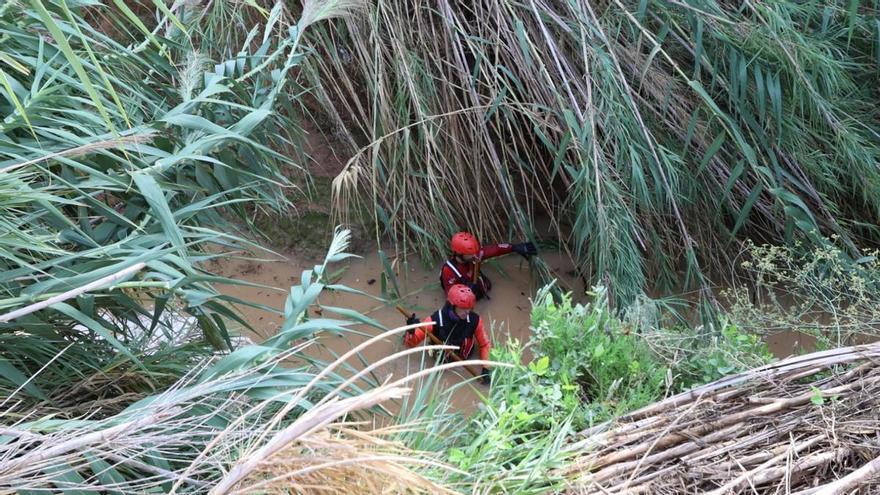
left=564, top=343, right=880, bottom=493
left=0, top=262, right=147, bottom=323
left=234, top=426, right=451, bottom=495
left=0, top=407, right=180, bottom=480
left=811, top=455, right=880, bottom=495
left=581, top=423, right=742, bottom=485
left=703, top=435, right=827, bottom=495
left=0, top=133, right=156, bottom=174
left=210, top=386, right=411, bottom=493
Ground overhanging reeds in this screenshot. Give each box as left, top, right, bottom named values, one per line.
left=301, top=0, right=880, bottom=305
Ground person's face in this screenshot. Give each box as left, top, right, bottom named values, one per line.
left=453, top=305, right=470, bottom=319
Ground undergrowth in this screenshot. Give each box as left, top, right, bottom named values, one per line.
left=486, top=285, right=773, bottom=434
left=725, top=239, right=880, bottom=349
left=413, top=284, right=774, bottom=493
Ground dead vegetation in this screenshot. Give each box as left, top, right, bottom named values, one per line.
left=564, top=344, right=880, bottom=494
left=237, top=424, right=450, bottom=494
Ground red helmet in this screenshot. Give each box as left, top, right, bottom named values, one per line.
left=447, top=284, right=476, bottom=310
left=451, top=232, right=480, bottom=256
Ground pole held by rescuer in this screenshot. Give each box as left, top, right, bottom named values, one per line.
left=398, top=285, right=491, bottom=383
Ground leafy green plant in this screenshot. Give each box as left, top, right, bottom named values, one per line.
left=529, top=285, right=669, bottom=427
left=677, top=321, right=775, bottom=385
left=457, top=284, right=774, bottom=442
left=724, top=239, right=880, bottom=348
left=397, top=344, right=572, bottom=494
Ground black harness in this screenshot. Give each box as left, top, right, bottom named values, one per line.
left=439, top=259, right=492, bottom=300
left=430, top=303, right=478, bottom=348
left=440, top=259, right=471, bottom=286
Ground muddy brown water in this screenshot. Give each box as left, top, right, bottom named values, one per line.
left=213, top=246, right=823, bottom=415
left=213, top=249, right=584, bottom=414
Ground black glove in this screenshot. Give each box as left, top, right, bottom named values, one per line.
left=406, top=314, right=419, bottom=334
left=512, top=242, right=537, bottom=259
left=480, top=367, right=491, bottom=386
left=469, top=282, right=485, bottom=300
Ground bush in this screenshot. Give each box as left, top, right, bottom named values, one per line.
left=530, top=286, right=669, bottom=428
left=648, top=319, right=775, bottom=387
left=724, top=239, right=880, bottom=348
left=483, top=286, right=667, bottom=435
left=483, top=285, right=774, bottom=436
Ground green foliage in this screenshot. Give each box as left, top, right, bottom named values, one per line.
left=397, top=344, right=572, bottom=494
left=488, top=339, right=582, bottom=432
left=527, top=285, right=669, bottom=429
left=0, top=0, right=354, bottom=417
left=475, top=285, right=774, bottom=438
left=670, top=320, right=775, bottom=386
left=725, top=239, right=880, bottom=347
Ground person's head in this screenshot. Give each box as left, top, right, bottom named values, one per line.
left=450, top=232, right=480, bottom=263
left=446, top=284, right=476, bottom=318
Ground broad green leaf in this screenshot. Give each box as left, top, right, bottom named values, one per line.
left=319, top=305, right=387, bottom=331
left=132, top=173, right=186, bottom=256
left=52, top=302, right=145, bottom=371
left=731, top=183, right=764, bottom=237
left=28, top=0, right=115, bottom=131
left=0, top=69, right=35, bottom=137
left=697, top=132, right=725, bottom=175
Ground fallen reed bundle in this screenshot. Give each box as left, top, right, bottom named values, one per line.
left=565, top=343, right=880, bottom=494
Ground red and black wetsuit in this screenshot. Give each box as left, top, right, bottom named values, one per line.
left=403, top=303, right=490, bottom=362
left=439, top=243, right=514, bottom=298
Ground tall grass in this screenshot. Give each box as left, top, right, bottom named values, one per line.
left=0, top=1, right=506, bottom=492
left=300, top=0, right=880, bottom=306
left=0, top=0, right=360, bottom=415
